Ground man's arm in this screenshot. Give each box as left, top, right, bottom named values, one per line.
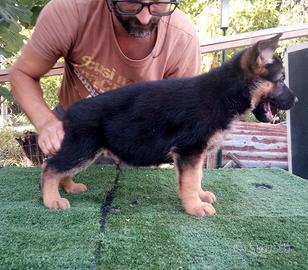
left=9, top=43, right=64, bottom=156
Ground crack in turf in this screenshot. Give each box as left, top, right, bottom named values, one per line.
left=93, top=165, right=122, bottom=268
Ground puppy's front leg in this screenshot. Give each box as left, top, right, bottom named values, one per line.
left=175, top=154, right=216, bottom=217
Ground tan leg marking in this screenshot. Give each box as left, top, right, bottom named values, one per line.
left=175, top=154, right=216, bottom=217
left=60, top=176, right=87, bottom=194
left=41, top=163, right=70, bottom=209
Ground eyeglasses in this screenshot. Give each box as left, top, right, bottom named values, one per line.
left=111, top=1, right=179, bottom=16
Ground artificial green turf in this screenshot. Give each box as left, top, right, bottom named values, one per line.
left=1, top=166, right=308, bottom=269
left=0, top=166, right=116, bottom=270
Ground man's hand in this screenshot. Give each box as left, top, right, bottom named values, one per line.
left=37, top=117, right=64, bottom=156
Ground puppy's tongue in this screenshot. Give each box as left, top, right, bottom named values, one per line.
left=264, top=101, right=273, bottom=120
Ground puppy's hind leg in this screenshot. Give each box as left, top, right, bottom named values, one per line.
left=41, top=163, right=71, bottom=209
left=41, top=132, right=103, bottom=209
left=60, top=176, right=87, bottom=194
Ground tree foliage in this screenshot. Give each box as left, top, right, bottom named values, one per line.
left=179, top=0, right=214, bottom=23
left=194, top=0, right=307, bottom=71
left=230, top=0, right=280, bottom=33
left=196, top=0, right=307, bottom=38
left=0, top=0, right=48, bottom=57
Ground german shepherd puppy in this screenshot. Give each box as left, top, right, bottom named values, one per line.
left=41, top=34, right=296, bottom=216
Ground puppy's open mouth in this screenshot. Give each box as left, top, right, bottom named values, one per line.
left=263, top=100, right=274, bottom=121
left=253, top=100, right=278, bottom=123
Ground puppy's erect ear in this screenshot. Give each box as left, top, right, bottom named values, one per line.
left=241, top=33, right=282, bottom=77
left=255, top=33, right=282, bottom=67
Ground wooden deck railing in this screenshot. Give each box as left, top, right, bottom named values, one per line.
left=200, top=23, right=308, bottom=53
left=0, top=23, right=307, bottom=84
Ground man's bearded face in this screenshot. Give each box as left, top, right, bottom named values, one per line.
left=114, top=12, right=161, bottom=38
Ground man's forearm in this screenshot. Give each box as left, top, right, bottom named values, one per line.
left=9, top=68, right=57, bottom=131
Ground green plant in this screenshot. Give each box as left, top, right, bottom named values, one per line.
left=230, top=0, right=280, bottom=33
left=0, top=127, right=26, bottom=166
left=179, top=0, right=211, bottom=22
left=41, top=75, right=62, bottom=109
left=0, top=83, right=22, bottom=116
left=0, top=0, right=48, bottom=57
left=0, top=75, right=61, bottom=125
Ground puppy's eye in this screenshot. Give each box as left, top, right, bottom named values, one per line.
left=276, top=75, right=285, bottom=83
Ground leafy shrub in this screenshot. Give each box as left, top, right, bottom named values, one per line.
left=41, top=75, right=62, bottom=109
left=0, top=127, right=27, bottom=166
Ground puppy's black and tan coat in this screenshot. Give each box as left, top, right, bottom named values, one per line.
left=41, top=34, right=296, bottom=216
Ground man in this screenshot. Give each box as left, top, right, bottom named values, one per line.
left=10, top=0, right=200, bottom=191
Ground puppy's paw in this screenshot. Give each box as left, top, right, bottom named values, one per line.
left=44, top=197, right=71, bottom=210
left=63, top=183, right=87, bottom=194
left=199, top=191, right=217, bottom=204
left=184, top=202, right=216, bottom=217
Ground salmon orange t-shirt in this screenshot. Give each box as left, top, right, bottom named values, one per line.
left=28, top=0, right=201, bottom=109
